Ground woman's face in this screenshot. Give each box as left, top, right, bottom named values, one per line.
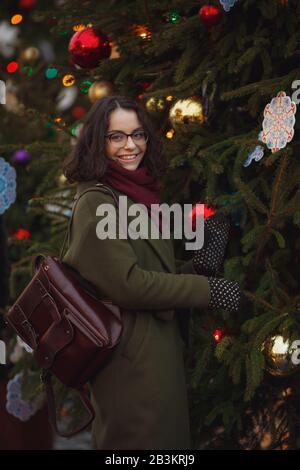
left=105, top=108, right=148, bottom=171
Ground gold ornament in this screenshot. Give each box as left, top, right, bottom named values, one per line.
left=145, top=97, right=165, bottom=113
left=62, top=74, right=76, bottom=87
left=57, top=173, right=68, bottom=187
left=5, top=92, right=24, bottom=114
left=166, top=129, right=175, bottom=139
left=169, top=97, right=205, bottom=126
left=109, top=42, right=121, bottom=59
left=4, top=80, right=24, bottom=114
left=20, top=47, right=40, bottom=64
left=88, top=80, right=114, bottom=103
left=263, top=334, right=300, bottom=377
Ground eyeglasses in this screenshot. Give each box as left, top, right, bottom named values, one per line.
left=105, top=130, right=148, bottom=146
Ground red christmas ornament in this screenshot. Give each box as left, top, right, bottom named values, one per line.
left=18, top=0, right=37, bottom=9
left=139, top=81, right=151, bottom=91
left=47, top=16, right=58, bottom=27
left=68, top=27, right=112, bottom=69
left=204, top=205, right=216, bottom=219
left=72, top=106, right=86, bottom=119
left=198, top=5, right=222, bottom=27
left=213, top=329, right=223, bottom=342
left=10, top=228, right=31, bottom=240
left=189, top=203, right=216, bottom=231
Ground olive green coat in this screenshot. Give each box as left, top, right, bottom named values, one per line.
left=62, top=180, right=211, bottom=450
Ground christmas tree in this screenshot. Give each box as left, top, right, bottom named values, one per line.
left=0, top=0, right=300, bottom=449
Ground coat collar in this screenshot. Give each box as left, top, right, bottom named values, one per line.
left=74, top=180, right=175, bottom=273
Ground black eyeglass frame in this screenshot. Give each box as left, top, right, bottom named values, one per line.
left=104, top=130, right=149, bottom=143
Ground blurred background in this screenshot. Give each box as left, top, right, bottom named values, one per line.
left=0, top=0, right=300, bottom=450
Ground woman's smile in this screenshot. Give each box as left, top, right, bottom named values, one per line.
left=117, top=153, right=141, bottom=161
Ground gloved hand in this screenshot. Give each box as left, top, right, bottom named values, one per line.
left=207, top=277, right=243, bottom=313
left=192, top=213, right=230, bottom=277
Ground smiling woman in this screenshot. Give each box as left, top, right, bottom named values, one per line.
left=63, top=95, right=166, bottom=182
left=61, top=95, right=242, bottom=450
left=104, top=108, right=148, bottom=171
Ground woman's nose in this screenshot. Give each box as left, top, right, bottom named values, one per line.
left=124, top=136, right=136, bottom=149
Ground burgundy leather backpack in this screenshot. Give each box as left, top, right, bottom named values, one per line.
left=5, top=183, right=123, bottom=437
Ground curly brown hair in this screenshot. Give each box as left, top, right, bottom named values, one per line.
left=63, top=95, right=166, bottom=183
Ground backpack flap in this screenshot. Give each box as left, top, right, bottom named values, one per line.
left=6, top=263, right=62, bottom=350
left=34, top=311, right=74, bottom=369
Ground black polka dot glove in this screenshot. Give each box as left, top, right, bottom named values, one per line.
left=207, top=277, right=243, bottom=313
left=192, top=213, right=230, bottom=277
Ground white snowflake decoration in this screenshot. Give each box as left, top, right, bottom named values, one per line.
left=219, top=0, right=238, bottom=12
left=0, top=21, right=20, bottom=58
left=243, top=146, right=264, bottom=167
left=261, top=91, right=296, bottom=153
left=6, top=372, right=45, bottom=422
left=0, top=157, right=17, bottom=215
left=56, top=85, right=78, bottom=112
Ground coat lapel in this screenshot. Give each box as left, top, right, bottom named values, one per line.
left=75, top=181, right=175, bottom=274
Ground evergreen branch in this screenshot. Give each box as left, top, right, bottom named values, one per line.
left=191, top=343, right=213, bottom=388
left=234, top=176, right=269, bottom=215
left=215, top=336, right=235, bottom=362
left=221, top=69, right=300, bottom=101
left=269, top=151, right=289, bottom=221
left=243, top=291, right=281, bottom=313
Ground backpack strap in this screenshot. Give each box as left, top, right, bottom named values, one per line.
left=41, top=369, right=95, bottom=438
left=59, top=183, right=119, bottom=261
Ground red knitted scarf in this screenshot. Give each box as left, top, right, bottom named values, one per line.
left=101, top=159, right=163, bottom=233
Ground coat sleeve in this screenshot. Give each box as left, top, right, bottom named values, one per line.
left=175, top=258, right=197, bottom=275
left=63, top=190, right=211, bottom=311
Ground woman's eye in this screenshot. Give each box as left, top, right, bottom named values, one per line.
left=111, top=134, right=123, bottom=141
left=133, top=132, right=143, bottom=139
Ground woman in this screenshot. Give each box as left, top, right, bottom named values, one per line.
left=62, top=96, right=242, bottom=450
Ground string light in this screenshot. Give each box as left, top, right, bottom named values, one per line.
left=189, top=204, right=216, bottom=231
left=132, top=24, right=152, bottom=40
left=7, top=61, right=19, bottom=73
left=79, top=80, right=92, bottom=93
left=22, top=65, right=33, bottom=77
left=45, top=67, right=58, bottom=79
left=73, top=24, right=87, bottom=31
left=213, top=329, right=223, bottom=342
left=62, top=74, right=75, bottom=87
left=167, top=11, right=181, bottom=24
left=11, top=14, right=23, bottom=25
left=11, top=228, right=31, bottom=240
